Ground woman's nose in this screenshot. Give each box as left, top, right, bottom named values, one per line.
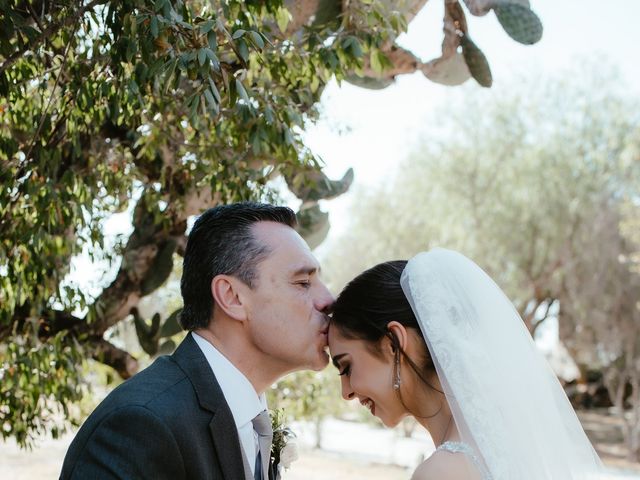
left=340, top=376, right=355, bottom=400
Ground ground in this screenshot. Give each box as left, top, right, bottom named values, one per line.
left=0, top=411, right=638, bottom=479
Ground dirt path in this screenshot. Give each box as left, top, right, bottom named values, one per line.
left=1, top=411, right=638, bottom=479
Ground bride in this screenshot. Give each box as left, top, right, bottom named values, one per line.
left=328, top=248, right=605, bottom=480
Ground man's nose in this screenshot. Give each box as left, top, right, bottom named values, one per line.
left=340, top=376, right=355, bottom=401
left=315, top=281, right=335, bottom=312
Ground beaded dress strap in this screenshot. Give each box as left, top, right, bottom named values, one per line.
left=436, top=441, right=492, bottom=480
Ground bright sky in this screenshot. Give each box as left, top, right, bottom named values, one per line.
left=305, top=0, right=640, bottom=240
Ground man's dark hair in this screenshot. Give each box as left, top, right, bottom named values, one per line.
left=179, top=202, right=297, bottom=330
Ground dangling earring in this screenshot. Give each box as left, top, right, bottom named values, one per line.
left=393, top=352, right=401, bottom=390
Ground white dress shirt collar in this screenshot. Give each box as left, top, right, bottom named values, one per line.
left=191, top=331, right=267, bottom=428
left=192, top=332, right=266, bottom=476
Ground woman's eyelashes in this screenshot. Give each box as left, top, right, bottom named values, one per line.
left=338, top=364, right=351, bottom=377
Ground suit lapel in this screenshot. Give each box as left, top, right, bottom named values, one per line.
left=209, top=410, right=252, bottom=480
left=172, top=333, right=246, bottom=480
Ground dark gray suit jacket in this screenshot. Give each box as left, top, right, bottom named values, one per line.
left=60, top=333, right=255, bottom=479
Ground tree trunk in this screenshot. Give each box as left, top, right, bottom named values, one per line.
left=627, top=373, right=640, bottom=462
left=314, top=416, right=323, bottom=449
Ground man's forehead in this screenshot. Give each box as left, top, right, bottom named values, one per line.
left=251, top=221, right=318, bottom=268
left=289, top=260, right=321, bottom=276
left=252, top=220, right=303, bottom=243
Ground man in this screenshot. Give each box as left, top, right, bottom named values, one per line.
left=60, top=202, right=334, bottom=479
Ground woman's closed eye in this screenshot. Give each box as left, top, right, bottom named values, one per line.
left=338, top=364, right=351, bottom=377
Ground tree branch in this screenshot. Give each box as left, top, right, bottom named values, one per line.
left=0, top=0, right=108, bottom=76
left=92, top=338, right=139, bottom=379
left=25, top=1, right=47, bottom=34
left=531, top=298, right=557, bottom=337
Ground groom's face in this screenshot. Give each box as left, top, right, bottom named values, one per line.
left=242, top=221, right=333, bottom=371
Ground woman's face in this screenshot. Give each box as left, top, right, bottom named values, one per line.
left=328, top=326, right=408, bottom=427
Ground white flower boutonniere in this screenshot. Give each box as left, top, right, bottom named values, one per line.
left=270, top=409, right=299, bottom=479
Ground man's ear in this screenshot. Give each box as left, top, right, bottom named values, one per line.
left=384, top=321, right=409, bottom=357
left=211, top=274, right=248, bottom=322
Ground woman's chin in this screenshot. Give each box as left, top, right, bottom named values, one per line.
left=379, top=414, right=403, bottom=428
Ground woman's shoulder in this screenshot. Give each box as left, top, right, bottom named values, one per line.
left=411, top=449, right=482, bottom=480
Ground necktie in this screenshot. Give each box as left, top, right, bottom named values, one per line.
left=252, top=410, right=273, bottom=480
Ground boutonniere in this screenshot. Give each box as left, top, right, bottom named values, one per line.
left=270, top=409, right=299, bottom=479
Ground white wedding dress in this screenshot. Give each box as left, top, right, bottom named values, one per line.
left=400, top=249, right=605, bottom=480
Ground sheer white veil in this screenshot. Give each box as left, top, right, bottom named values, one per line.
left=400, top=248, right=605, bottom=479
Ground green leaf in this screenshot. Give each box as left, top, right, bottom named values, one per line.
left=370, top=50, right=384, bottom=74
left=204, top=88, right=216, bottom=109
left=249, top=31, right=265, bottom=50
left=207, top=30, right=217, bottom=50
left=232, top=29, right=246, bottom=39
left=343, top=36, right=363, bottom=58
left=163, top=58, right=178, bottom=93
left=236, top=39, right=249, bottom=62
left=275, top=7, right=292, bottom=33
left=188, top=93, right=200, bottom=121
left=198, top=48, right=207, bottom=66
left=199, top=19, right=215, bottom=34
left=154, top=0, right=167, bottom=13
left=150, top=16, right=159, bottom=38
left=235, top=78, right=250, bottom=104
left=205, top=48, right=220, bottom=71
left=264, top=106, right=275, bottom=124
left=208, top=78, right=221, bottom=102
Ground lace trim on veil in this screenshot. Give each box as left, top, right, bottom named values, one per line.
left=403, top=266, right=510, bottom=477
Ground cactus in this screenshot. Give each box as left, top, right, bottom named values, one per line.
left=286, top=167, right=354, bottom=203
left=132, top=308, right=161, bottom=356
left=345, top=74, right=394, bottom=90
left=461, top=35, right=492, bottom=88
left=296, top=204, right=331, bottom=250
left=132, top=307, right=183, bottom=357
left=493, top=2, right=543, bottom=45
left=140, top=239, right=177, bottom=296
left=312, top=0, right=342, bottom=28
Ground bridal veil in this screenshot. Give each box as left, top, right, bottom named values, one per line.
left=400, top=248, right=605, bottom=479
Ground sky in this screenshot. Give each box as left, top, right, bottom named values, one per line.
left=304, top=0, right=640, bottom=241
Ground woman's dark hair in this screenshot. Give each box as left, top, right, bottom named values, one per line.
left=180, top=202, right=296, bottom=330
left=332, top=261, right=418, bottom=346
left=332, top=260, right=442, bottom=413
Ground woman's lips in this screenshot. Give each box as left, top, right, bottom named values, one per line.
left=361, top=398, right=375, bottom=415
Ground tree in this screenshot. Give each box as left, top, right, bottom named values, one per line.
left=0, top=0, right=542, bottom=447
left=560, top=203, right=640, bottom=461
left=267, top=369, right=343, bottom=449
left=321, top=65, right=640, bottom=458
